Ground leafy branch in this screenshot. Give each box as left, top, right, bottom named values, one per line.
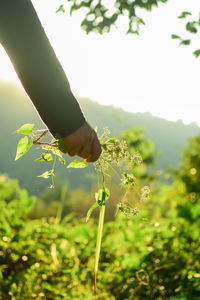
left=56, top=0, right=168, bottom=35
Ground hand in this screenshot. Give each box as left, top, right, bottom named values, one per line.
left=62, top=122, right=102, bottom=162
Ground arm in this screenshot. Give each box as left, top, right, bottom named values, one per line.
left=0, top=0, right=85, bottom=137
left=0, top=0, right=101, bottom=161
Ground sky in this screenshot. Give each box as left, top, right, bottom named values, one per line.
left=0, top=0, right=200, bottom=125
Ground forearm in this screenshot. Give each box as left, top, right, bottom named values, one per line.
left=0, top=0, right=85, bottom=137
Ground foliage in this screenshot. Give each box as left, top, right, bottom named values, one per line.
left=177, top=134, right=200, bottom=195
left=0, top=173, right=200, bottom=299
left=1, top=132, right=200, bottom=298
left=14, top=124, right=150, bottom=292
left=174, top=134, right=200, bottom=225
left=122, top=127, right=157, bottom=181
left=171, top=10, right=200, bottom=58
left=57, top=0, right=168, bottom=34
left=57, top=1, right=200, bottom=58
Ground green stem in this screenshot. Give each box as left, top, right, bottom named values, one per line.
left=94, top=162, right=100, bottom=190
left=100, top=164, right=105, bottom=190
left=51, top=155, right=57, bottom=187
left=94, top=204, right=105, bottom=295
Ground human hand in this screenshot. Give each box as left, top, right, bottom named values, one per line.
left=62, top=122, right=102, bottom=162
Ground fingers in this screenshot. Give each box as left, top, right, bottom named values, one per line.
left=62, top=122, right=101, bottom=162
left=67, top=148, right=79, bottom=156
left=78, top=142, right=92, bottom=159
left=86, top=137, right=102, bottom=162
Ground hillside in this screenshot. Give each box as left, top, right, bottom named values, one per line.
left=0, top=82, right=200, bottom=195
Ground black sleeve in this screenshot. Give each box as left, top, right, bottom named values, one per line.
left=0, top=0, right=86, bottom=137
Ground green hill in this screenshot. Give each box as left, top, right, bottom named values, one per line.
left=0, top=82, right=199, bottom=195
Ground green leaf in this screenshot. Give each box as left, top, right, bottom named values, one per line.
left=178, top=11, right=192, bottom=19
left=55, top=134, right=66, bottom=152
left=36, top=152, right=53, bottom=162
left=193, top=49, right=200, bottom=58
left=102, top=137, right=119, bottom=150
left=171, top=34, right=181, bottom=39
left=58, top=156, right=66, bottom=165
left=86, top=202, right=99, bottom=222
left=15, top=136, right=33, bottom=160
left=104, top=137, right=118, bottom=145
left=186, top=22, right=198, bottom=34
left=38, top=170, right=55, bottom=178
left=180, top=39, right=191, bottom=46
left=67, top=160, right=88, bottom=169
left=14, top=123, right=34, bottom=135
left=56, top=4, right=65, bottom=13
left=95, top=188, right=110, bottom=206
left=51, top=147, right=64, bottom=158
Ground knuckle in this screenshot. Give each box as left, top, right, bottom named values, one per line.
left=68, top=151, right=76, bottom=157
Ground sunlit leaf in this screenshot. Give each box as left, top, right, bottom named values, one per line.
left=95, top=188, right=110, bottom=205
left=14, top=123, right=34, bottom=135
left=104, top=137, right=118, bottom=145
left=178, top=11, right=192, bottom=19
left=56, top=4, right=65, bottom=13
left=51, top=147, right=64, bottom=158
left=193, top=49, right=200, bottom=58
left=171, top=34, right=180, bottom=39
left=86, top=202, right=99, bottom=222
left=55, top=134, right=66, bottom=152
left=36, top=152, right=53, bottom=162
left=15, top=136, right=33, bottom=160
left=67, top=160, right=88, bottom=168
left=58, top=156, right=66, bottom=165
left=38, top=170, right=55, bottom=178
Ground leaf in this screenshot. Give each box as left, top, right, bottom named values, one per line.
left=58, top=156, right=66, bottom=165
left=67, top=160, right=88, bottom=169
left=186, top=22, right=198, bottom=34
left=178, top=11, right=192, bottom=19
left=55, top=134, right=66, bottom=153
left=56, top=4, right=65, bottom=13
left=104, top=137, right=118, bottom=145
left=193, top=49, right=200, bottom=58
left=14, top=123, right=34, bottom=135
left=102, top=137, right=119, bottom=150
left=86, top=202, right=99, bottom=222
left=180, top=39, right=191, bottom=46
left=38, top=170, right=55, bottom=178
left=15, top=136, right=33, bottom=160
left=95, top=188, right=110, bottom=205
left=51, top=147, right=64, bottom=158
left=171, top=34, right=181, bottom=39
left=36, top=152, right=53, bottom=162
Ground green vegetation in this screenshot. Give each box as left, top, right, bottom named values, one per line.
left=57, top=0, right=168, bottom=35
left=1, top=124, right=200, bottom=298
left=57, top=1, right=200, bottom=58
left=1, top=82, right=199, bottom=196
left=14, top=123, right=151, bottom=293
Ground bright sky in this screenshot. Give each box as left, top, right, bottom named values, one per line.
left=0, top=0, right=200, bottom=125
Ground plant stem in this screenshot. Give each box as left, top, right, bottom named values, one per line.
left=33, top=129, right=48, bottom=144
left=94, top=204, right=105, bottom=295
left=51, top=155, right=57, bottom=187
